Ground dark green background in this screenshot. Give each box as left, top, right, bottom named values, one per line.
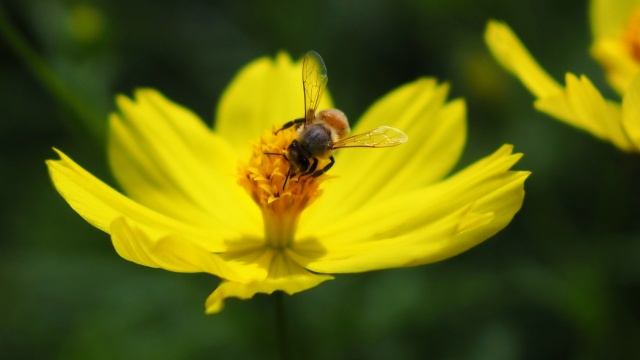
left=2, top=0, right=639, bottom=359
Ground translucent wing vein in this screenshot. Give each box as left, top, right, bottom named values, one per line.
left=302, top=51, right=328, bottom=124
left=332, top=126, right=408, bottom=148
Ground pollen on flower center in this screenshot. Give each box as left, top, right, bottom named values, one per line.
left=622, top=9, right=640, bottom=62
left=237, top=128, right=326, bottom=249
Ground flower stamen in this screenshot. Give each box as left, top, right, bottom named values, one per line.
left=238, top=128, right=326, bottom=248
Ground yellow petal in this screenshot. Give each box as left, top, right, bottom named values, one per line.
left=535, top=73, right=634, bottom=151
left=109, top=89, right=261, bottom=234
left=622, top=74, right=640, bottom=148
left=215, top=52, right=333, bottom=154
left=47, top=149, right=249, bottom=252
left=204, top=251, right=333, bottom=314
left=485, top=20, right=563, bottom=98
left=291, top=145, right=529, bottom=273
left=110, top=217, right=265, bottom=282
left=301, top=79, right=465, bottom=230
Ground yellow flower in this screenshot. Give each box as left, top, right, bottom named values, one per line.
left=485, top=18, right=640, bottom=152
left=591, top=0, right=640, bottom=94
left=47, top=52, right=529, bottom=314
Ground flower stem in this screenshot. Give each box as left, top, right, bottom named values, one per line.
left=275, top=291, right=292, bottom=360
left=0, top=4, right=105, bottom=145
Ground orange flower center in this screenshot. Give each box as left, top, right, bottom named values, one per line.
left=237, top=128, right=325, bottom=248
left=623, top=9, right=640, bottom=62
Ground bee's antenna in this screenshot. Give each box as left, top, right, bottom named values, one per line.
left=282, top=165, right=292, bottom=191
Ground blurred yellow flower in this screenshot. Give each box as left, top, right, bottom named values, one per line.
left=591, top=0, right=640, bottom=94
left=47, top=53, right=528, bottom=314
left=485, top=17, right=640, bottom=152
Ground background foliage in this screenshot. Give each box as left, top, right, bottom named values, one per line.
left=1, top=0, right=639, bottom=359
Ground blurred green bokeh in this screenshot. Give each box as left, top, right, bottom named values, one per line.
left=1, top=0, right=639, bottom=359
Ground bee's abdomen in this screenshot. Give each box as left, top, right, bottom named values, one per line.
left=317, top=109, right=350, bottom=139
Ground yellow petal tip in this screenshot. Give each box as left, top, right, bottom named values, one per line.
left=456, top=211, right=496, bottom=234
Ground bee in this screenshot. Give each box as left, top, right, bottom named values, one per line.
left=269, top=50, right=408, bottom=189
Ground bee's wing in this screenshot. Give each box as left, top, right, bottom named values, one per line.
left=302, top=51, right=328, bottom=124
left=331, top=126, right=408, bottom=149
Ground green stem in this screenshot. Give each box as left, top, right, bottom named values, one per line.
left=0, top=4, right=104, bottom=145
left=275, top=291, right=292, bottom=360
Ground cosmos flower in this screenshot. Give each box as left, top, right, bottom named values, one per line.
left=591, top=0, right=640, bottom=94
left=485, top=14, right=640, bottom=152
left=47, top=52, right=528, bottom=314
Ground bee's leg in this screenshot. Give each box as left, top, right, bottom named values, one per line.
left=275, top=118, right=305, bottom=134
left=312, top=156, right=335, bottom=177
left=299, top=157, right=318, bottom=177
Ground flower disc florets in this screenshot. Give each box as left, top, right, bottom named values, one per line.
left=623, top=10, right=640, bottom=62
left=237, top=128, right=326, bottom=248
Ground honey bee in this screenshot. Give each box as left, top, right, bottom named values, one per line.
left=269, top=50, right=408, bottom=189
